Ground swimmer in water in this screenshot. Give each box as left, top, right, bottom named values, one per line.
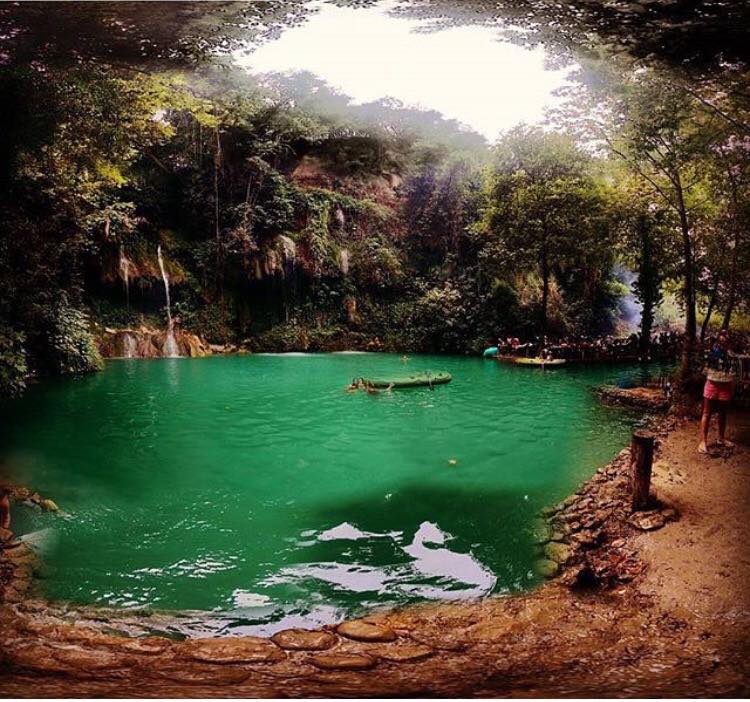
left=346, top=378, right=364, bottom=392
left=365, top=382, right=394, bottom=395
left=401, top=355, right=410, bottom=363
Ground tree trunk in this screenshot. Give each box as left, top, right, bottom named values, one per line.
left=722, top=293, right=736, bottom=331
left=675, top=179, right=696, bottom=379
left=721, top=250, right=737, bottom=331
left=540, top=243, right=549, bottom=335
left=638, top=219, right=655, bottom=356
left=214, top=128, right=222, bottom=295
left=700, top=275, right=720, bottom=343
left=720, top=165, right=742, bottom=332
left=630, top=430, right=655, bottom=511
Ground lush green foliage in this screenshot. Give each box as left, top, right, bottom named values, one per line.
left=1, top=9, right=748, bottom=396
left=0, top=325, right=27, bottom=398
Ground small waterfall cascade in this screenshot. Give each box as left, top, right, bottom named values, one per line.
left=121, top=332, right=136, bottom=358
left=614, top=264, right=642, bottom=331
left=157, top=244, right=180, bottom=358
left=156, top=244, right=172, bottom=326
left=118, top=245, right=131, bottom=310
left=163, top=330, right=180, bottom=358
left=339, top=248, right=350, bottom=275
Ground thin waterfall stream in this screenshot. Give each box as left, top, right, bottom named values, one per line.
left=118, top=245, right=130, bottom=311
left=157, top=244, right=180, bottom=358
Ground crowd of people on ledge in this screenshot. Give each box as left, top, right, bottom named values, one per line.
left=495, top=331, right=682, bottom=362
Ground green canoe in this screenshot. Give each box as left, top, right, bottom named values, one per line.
left=359, top=371, right=452, bottom=388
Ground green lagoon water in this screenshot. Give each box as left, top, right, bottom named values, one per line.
left=0, top=354, right=656, bottom=635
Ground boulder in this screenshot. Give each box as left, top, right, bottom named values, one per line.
left=40, top=499, right=59, bottom=512
left=544, top=542, right=572, bottom=565
left=535, top=559, right=559, bottom=579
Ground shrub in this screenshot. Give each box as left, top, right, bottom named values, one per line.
left=42, top=296, right=104, bottom=376
left=0, top=325, right=28, bottom=397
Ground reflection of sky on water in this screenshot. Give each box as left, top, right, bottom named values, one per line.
left=258, top=520, right=497, bottom=602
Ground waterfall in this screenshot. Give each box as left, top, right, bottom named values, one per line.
left=339, top=248, right=350, bottom=275
left=157, top=244, right=180, bottom=357
left=156, top=244, right=172, bottom=326
left=121, top=332, right=136, bottom=358
left=614, top=264, right=642, bottom=331
left=118, top=245, right=130, bottom=310
left=163, top=329, right=180, bottom=358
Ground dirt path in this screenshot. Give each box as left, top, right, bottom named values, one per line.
left=1, top=413, right=749, bottom=697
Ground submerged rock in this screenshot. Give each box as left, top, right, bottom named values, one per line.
left=535, top=559, right=559, bottom=579
left=40, top=499, right=59, bottom=512
left=544, top=542, right=572, bottom=565
left=597, top=385, right=669, bottom=412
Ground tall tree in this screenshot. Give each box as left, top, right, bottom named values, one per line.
left=613, top=179, right=674, bottom=354
left=478, top=126, right=612, bottom=334
left=562, top=64, right=723, bottom=380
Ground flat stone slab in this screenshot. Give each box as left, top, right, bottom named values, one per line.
left=7, top=643, right=73, bottom=674
left=629, top=511, right=667, bottom=531
left=271, top=628, right=337, bottom=651
left=155, top=664, right=253, bottom=686
left=110, top=637, right=172, bottom=655
left=310, top=652, right=378, bottom=670
left=52, top=646, right=129, bottom=671
left=337, top=620, right=397, bottom=642
left=180, top=637, right=285, bottom=664
left=373, top=644, right=435, bottom=662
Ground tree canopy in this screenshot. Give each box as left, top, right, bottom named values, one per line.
left=0, top=1, right=748, bottom=397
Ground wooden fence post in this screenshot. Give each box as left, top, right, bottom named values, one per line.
left=630, top=430, right=655, bottom=511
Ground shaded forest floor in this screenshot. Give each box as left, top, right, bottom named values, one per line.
left=1, top=411, right=749, bottom=697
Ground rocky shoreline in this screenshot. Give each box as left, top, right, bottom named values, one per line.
left=2, top=410, right=748, bottom=696
left=533, top=418, right=678, bottom=587
left=596, top=384, right=670, bottom=412
left=97, top=325, right=402, bottom=358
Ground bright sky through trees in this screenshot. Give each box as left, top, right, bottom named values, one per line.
left=236, top=0, right=573, bottom=140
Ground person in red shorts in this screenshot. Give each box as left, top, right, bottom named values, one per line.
left=698, top=330, right=735, bottom=454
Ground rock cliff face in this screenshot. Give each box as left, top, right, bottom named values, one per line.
left=249, top=234, right=298, bottom=280
left=290, top=155, right=402, bottom=208
left=97, top=327, right=211, bottom=359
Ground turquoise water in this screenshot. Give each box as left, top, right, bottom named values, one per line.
left=1, top=354, right=655, bottom=635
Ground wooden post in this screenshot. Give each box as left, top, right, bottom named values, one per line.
left=630, top=430, right=655, bottom=511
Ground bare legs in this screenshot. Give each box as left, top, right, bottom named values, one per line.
left=699, top=399, right=732, bottom=453
left=699, top=398, right=712, bottom=453
left=718, top=406, right=727, bottom=443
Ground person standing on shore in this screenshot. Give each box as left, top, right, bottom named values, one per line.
left=699, top=330, right=735, bottom=454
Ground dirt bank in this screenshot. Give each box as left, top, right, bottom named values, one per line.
left=1, top=412, right=748, bottom=697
